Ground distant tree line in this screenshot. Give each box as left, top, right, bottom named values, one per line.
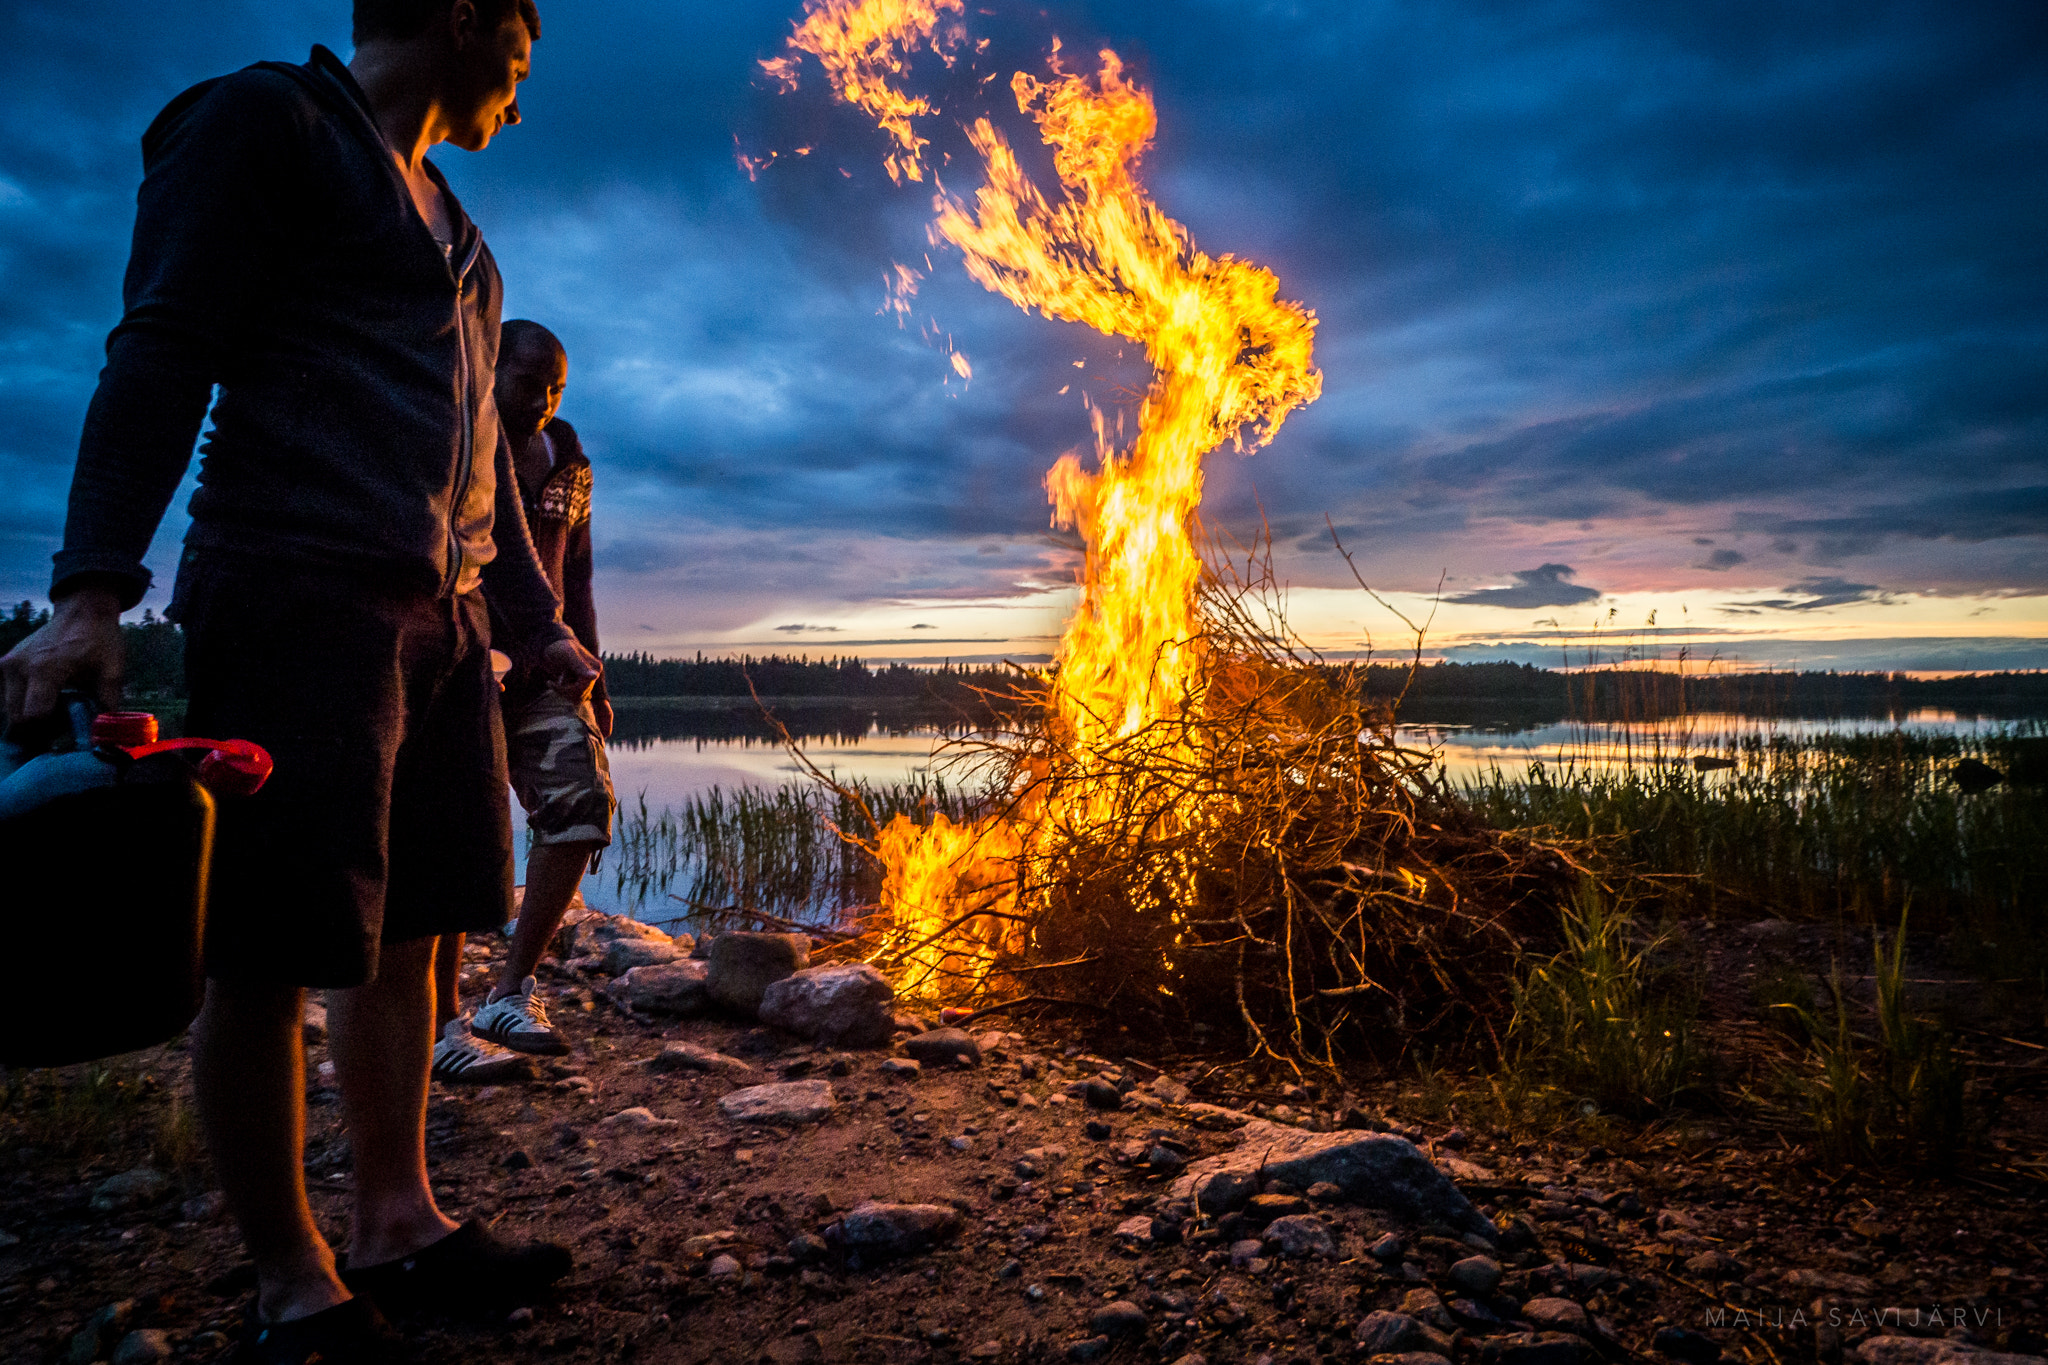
left=3, top=607, right=2043, bottom=717
left=600, top=651, right=1026, bottom=703
left=1346, top=658, right=2048, bottom=718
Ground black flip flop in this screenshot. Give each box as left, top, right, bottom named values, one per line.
left=231, top=1295, right=408, bottom=1364
left=341, top=1221, right=572, bottom=1318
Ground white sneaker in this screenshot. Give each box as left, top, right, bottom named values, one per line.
left=471, top=976, right=571, bottom=1056
left=430, top=1019, right=531, bottom=1084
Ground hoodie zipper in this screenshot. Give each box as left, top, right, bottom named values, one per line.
left=442, top=235, right=486, bottom=597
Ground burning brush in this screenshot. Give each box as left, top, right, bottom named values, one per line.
left=768, top=0, right=1576, bottom=1061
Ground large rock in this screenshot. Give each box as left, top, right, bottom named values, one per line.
left=835, top=1200, right=960, bottom=1258
left=719, top=1079, right=837, bottom=1125
left=707, top=932, right=810, bottom=1015
left=1855, top=1341, right=2046, bottom=1365
left=901, top=1027, right=982, bottom=1067
left=1354, top=1311, right=1453, bottom=1357
left=611, top=960, right=711, bottom=1015
left=90, top=1168, right=168, bottom=1213
left=759, top=964, right=896, bottom=1047
left=599, top=934, right=685, bottom=976
left=568, top=911, right=688, bottom=963
left=1170, top=1121, right=1494, bottom=1242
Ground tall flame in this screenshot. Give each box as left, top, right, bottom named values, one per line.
left=779, top=2, right=1322, bottom=992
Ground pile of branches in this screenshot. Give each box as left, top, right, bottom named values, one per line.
left=816, top=535, right=1585, bottom=1064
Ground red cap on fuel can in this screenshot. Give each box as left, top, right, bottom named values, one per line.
left=91, top=712, right=159, bottom=748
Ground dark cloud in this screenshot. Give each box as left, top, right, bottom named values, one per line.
left=1696, top=548, right=1747, bottom=571
left=774, top=623, right=842, bottom=633
left=0, top=0, right=2042, bottom=647
left=1728, top=577, right=1893, bottom=612
left=1448, top=564, right=1603, bottom=610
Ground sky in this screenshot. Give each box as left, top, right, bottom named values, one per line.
left=1, top=0, right=2044, bottom=674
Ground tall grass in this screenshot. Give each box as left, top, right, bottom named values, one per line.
left=1505, top=880, right=1705, bottom=1116
left=1778, top=912, right=1975, bottom=1171
left=609, top=776, right=986, bottom=928
left=1462, top=727, right=2048, bottom=939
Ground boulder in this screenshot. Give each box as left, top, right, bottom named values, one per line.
left=599, top=935, right=685, bottom=976
left=1448, top=1254, right=1504, bottom=1297
left=718, top=1079, right=837, bottom=1125
left=1169, top=1121, right=1494, bottom=1242
left=901, top=1027, right=982, bottom=1067
left=612, top=960, right=711, bottom=1015
left=707, top=932, right=811, bottom=1015
left=759, top=964, right=896, bottom=1047
left=1090, top=1301, right=1148, bottom=1337
left=835, top=1200, right=961, bottom=1258
left=1520, top=1299, right=1592, bottom=1337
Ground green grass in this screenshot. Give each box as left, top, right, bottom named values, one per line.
left=609, top=776, right=986, bottom=928
left=1460, top=726, right=2048, bottom=942
left=1504, top=880, right=1707, bottom=1117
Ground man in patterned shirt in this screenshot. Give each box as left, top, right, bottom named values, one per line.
left=433, top=319, right=614, bottom=1073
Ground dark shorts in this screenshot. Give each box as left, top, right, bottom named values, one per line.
left=174, top=561, right=513, bottom=988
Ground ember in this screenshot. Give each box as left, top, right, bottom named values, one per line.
left=772, top=0, right=1573, bottom=1058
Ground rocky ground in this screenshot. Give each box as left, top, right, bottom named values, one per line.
left=2, top=911, right=2045, bottom=1365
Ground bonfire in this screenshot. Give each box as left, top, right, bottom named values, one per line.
left=767, top=0, right=1576, bottom=1063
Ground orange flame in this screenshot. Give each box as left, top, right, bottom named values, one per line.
left=782, top=4, right=1321, bottom=994
left=773, top=0, right=966, bottom=184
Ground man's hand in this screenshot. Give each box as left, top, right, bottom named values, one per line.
left=1, top=587, right=126, bottom=724
left=591, top=684, right=614, bottom=741
left=540, top=636, right=602, bottom=707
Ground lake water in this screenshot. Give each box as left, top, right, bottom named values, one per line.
left=527, top=699, right=2039, bottom=915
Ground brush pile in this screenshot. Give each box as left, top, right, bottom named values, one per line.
left=821, top=554, right=1583, bottom=1065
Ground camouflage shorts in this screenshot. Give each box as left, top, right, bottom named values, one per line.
left=505, top=688, right=615, bottom=847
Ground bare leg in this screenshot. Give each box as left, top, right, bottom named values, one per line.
left=431, top=932, right=463, bottom=1032
left=485, top=841, right=599, bottom=1003
left=327, top=935, right=459, bottom=1268
left=192, top=979, right=350, bottom=1323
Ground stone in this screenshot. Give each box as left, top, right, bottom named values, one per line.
left=1082, top=1078, right=1124, bottom=1110
left=571, top=911, right=685, bottom=959
left=1263, top=1214, right=1338, bottom=1258
left=1068, top=1338, right=1112, bottom=1362
left=1854, top=1343, right=2044, bottom=1365
left=1448, top=1254, right=1504, bottom=1297
left=1169, top=1121, right=1494, bottom=1242
left=1652, top=1327, right=1724, bottom=1364
left=90, top=1168, right=168, bottom=1212
left=880, top=1058, right=923, bottom=1078
left=759, top=965, right=896, bottom=1047
left=0, top=1227, right=17, bottom=1249
left=1115, top=1216, right=1157, bottom=1244
left=1479, top=1334, right=1591, bottom=1365
left=302, top=1000, right=328, bottom=1044
left=1442, top=1156, right=1497, bottom=1182
left=788, top=1233, right=829, bottom=1263
left=1090, top=1300, right=1148, bottom=1337
left=1247, top=1193, right=1310, bottom=1222
left=111, top=1330, right=172, bottom=1365
left=70, top=1301, right=137, bottom=1365
left=600, top=936, right=682, bottom=976
left=1353, top=1311, right=1452, bottom=1358
left=718, top=1080, right=837, bottom=1125
left=613, top=960, right=712, bottom=1015
left=1083, top=1119, right=1113, bottom=1140
left=1229, top=1238, right=1266, bottom=1268
left=1369, top=1232, right=1406, bottom=1261
left=1520, top=1298, right=1592, bottom=1336
left=180, top=1190, right=226, bottom=1222
left=706, top=932, right=810, bottom=1015
left=1399, top=1289, right=1455, bottom=1331
left=707, top=1253, right=742, bottom=1278
left=901, top=1027, right=982, bottom=1067
left=1148, top=1075, right=1192, bottom=1105
left=1192, top=1169, right=1261, bottom=1215
left=1182, top=1103, right=1251, bottom=1129
left=1685, top=1250, right=1744, bottom=1280
left=646, top=1041, right=751, bottom=1074
left=1784, top=1268, right=1877, bottom=1296
left=601, top=1106, right=679, bottom=1132
left=836, top=1200, right=961, bottom=1258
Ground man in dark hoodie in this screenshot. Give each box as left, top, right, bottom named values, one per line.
left=0, top=2, right=594, bottom=1360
